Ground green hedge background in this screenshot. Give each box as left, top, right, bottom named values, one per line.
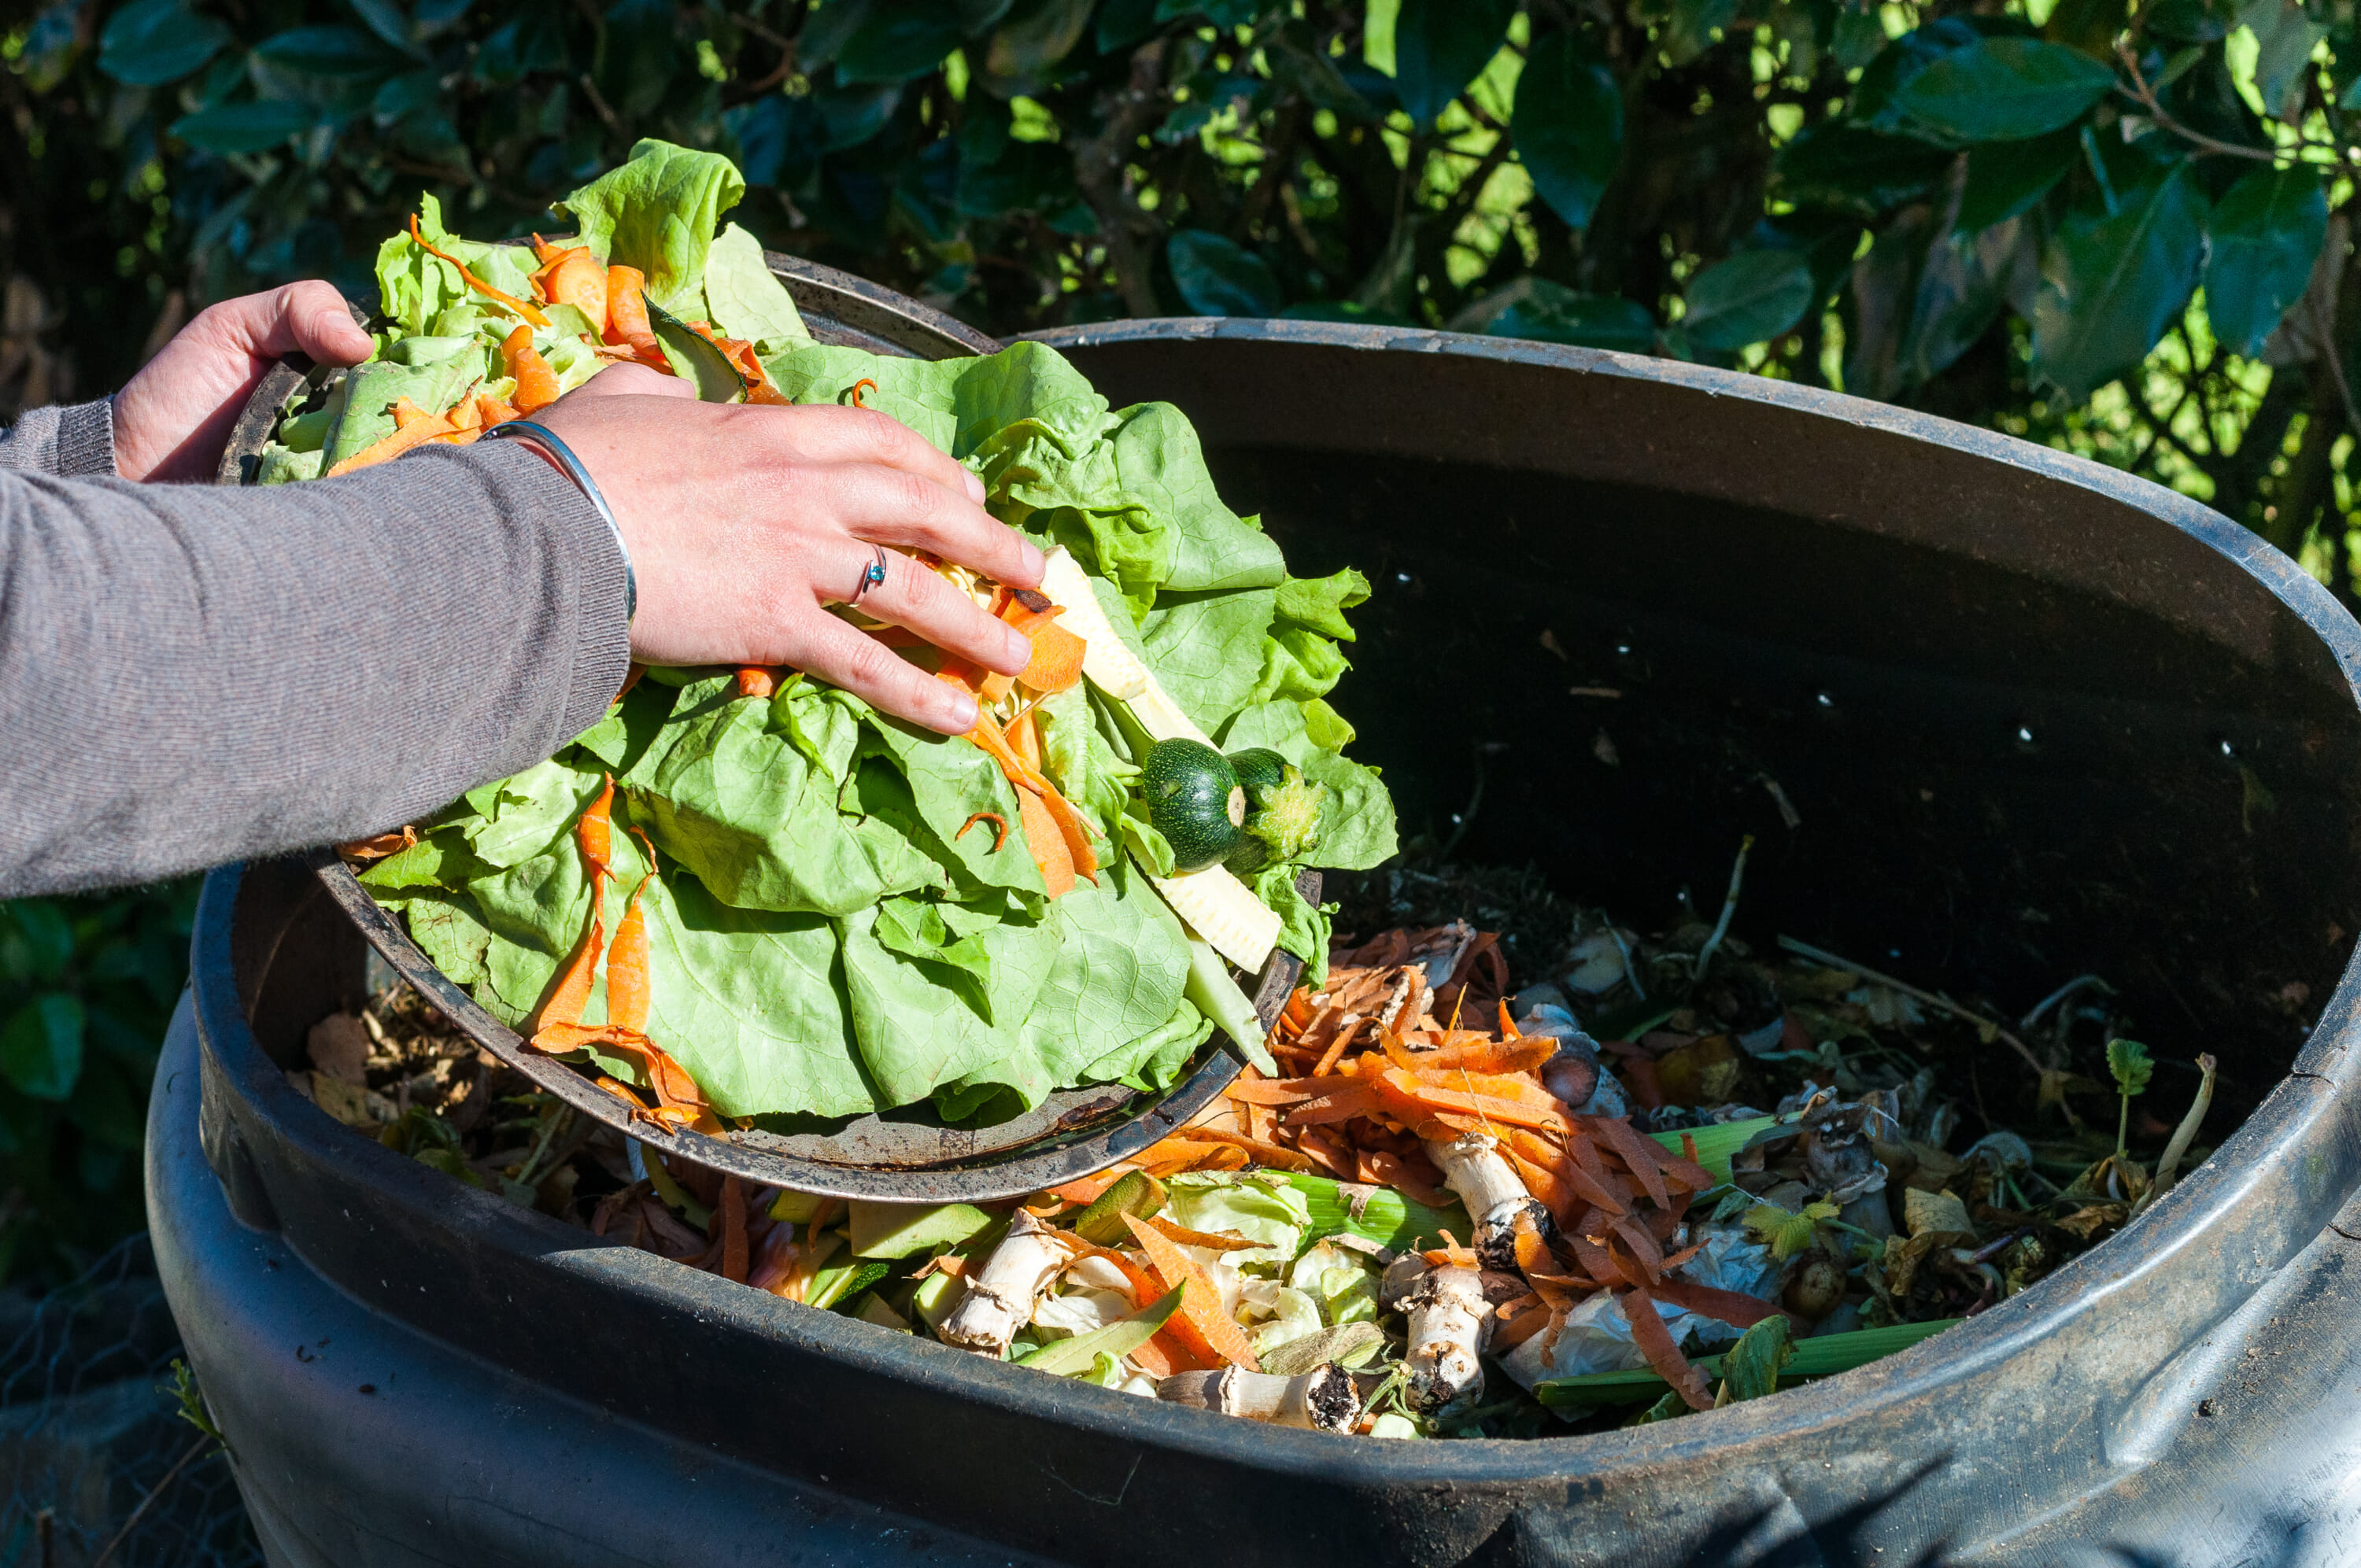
left=0, top=0, right=2352, bottom=1282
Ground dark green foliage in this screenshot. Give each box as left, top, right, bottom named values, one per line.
left=7, top=0, right=2361, bottom=1275
left=0, top=881, right=196, bottom=1286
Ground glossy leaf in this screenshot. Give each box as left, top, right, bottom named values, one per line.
left=837, top=1, right=967, bottom=85
left=1956, top=130, right=2079, bottom=231
left=1681, top=249, right=1818, bottom=352
left=253, top=25, right=405, bottom=79
left=0, top=901, right=72, bottom=985
left=1772, top=124, right=1956, bottom=216
left=1, top=994, right=85, bottom=1101
left=98, top=0, right=232, bottom=86
left=1511, top=30, right=1623, bottom=231
left=172, top=99, right=317, bottom=154
left=983, top=0, right=1095, bottom=88
left=1392, top=0, right=1515, bottom=128
left=1167, top=230, right=1282, bottom=316
left=1893, top=36, right=2118, bottom=142
left=2204, top=164, right=2327, bottom=356
left=2242, top=0, right=2326, bottom=120
left=2033, top=163, right=2208, bottom=399
left=1480, top=278, right=1656, bottom=352
left=1660, top=0, right=1740, bottom=66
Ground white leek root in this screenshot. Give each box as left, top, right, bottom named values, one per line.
left=1387, top=1261, right=1490, bottom=1418
left=1157, top=1364, right=1361, bottom=1432
left=939, top=1209, right=1066, bottom=1356
left=1424, top=1131, right=1550, bottom=1267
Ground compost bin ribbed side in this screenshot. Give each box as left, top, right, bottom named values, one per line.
left=151, top=316, right=2361, bottom=1568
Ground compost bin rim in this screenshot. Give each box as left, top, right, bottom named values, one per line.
left=185, top=278, right=2361, bottom=1476
left=1030, top=317, right=2345, bottom=692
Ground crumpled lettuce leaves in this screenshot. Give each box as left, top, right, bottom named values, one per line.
left=335, top=146, right=1393, bottom=1123
left=552, top=137, right=746, bottom=313
left=703, top=223, right=808, bottom=354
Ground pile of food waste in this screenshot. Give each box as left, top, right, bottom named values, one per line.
left=306, top=139, right=1396, bottom=1131
left=300, top=856, right=2221, bottom=1440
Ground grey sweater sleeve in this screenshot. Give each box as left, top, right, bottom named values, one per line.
left=0, top=399, right=119, bottom=478
left=0, top=439, right=630, bottom=895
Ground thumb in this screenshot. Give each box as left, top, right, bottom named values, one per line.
left=200, top=282, right=373, bottom=367
left=275, top=281, right=375, bottom=367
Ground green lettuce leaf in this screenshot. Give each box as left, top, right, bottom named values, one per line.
left=1108, top=402, right=1284, bottom=592
left=704, top=223, right=810, bottom=353
left=637, top=680, right=942, bottom=916
left=555, top=138, right=747, bottom=313
left=373, top=192, right=540, bottom=339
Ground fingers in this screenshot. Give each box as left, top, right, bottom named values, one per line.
left=568, top=361, right=697, bottom=401
left=785, top=612, right=981, bottom=735
left=844, top=545, right=1032, bottom=677
left=815, top=462, right=1045, bottom=591
left=756, top=404, right=992, bottom=510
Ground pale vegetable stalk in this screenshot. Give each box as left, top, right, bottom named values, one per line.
left=1038, top=547, right=1213, bottom=746
left=1184, top=938, right=1279, bottom=1072
left=1157, top=1364, right=1360, bottom=1432
left=1424, top=1131, right=1549, bottom=1267
left=2132, top=1052, right=2218, bottom=1217
left=1382, top=1260, right=1489, bottom=1418
left=1160, top=868, right=1283, bottom=974
left=1040, top=547, right=1283, bottom=973
left=939, top=1209, right=1067, bottom=1356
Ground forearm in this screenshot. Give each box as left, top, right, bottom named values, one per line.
left=0, top=443, right=629, bottom=895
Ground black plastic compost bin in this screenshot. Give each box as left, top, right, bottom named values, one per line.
left=150, top=304, right=2361, bottom=1567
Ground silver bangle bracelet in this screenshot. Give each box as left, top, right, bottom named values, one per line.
left=483, top=419, right=637, bottom=623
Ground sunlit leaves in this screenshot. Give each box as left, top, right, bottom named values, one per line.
left=2203, top=164, right=2327, bottom=357
left=2034, top=164, right=2209, bottom=399
left=1391, top=0, right=1515, bottom=128
left=1511, top=30, right=1622, bottom=232
left=1892, top=36, right=2119, bottom=142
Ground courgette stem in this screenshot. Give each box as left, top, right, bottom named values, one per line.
left=1184, top=937, right=1277, bottom=1074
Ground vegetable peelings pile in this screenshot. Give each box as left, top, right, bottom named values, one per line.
left=278, top=141, right=1396, bottom=1127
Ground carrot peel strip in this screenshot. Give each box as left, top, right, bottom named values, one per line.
left=1122, top=1213, right=1261, bottom=1371
left=1620, top=1286, right=1713, bottom=1411
left=408, top=213, right=549, bottom=326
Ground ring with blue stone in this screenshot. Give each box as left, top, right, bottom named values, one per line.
left=850, top=544, right=889, bottom=604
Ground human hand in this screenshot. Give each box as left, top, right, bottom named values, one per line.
left=112, top=282, right=375, bottom=482
left=531, top=373, right=1045, bottom=735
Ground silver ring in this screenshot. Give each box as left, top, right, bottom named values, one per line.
left=849, top=544, right=888, bottom=604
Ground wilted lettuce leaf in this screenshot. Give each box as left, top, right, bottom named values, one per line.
left=555, top=138, right=747, bottom=313
left=373, top=192, right=539, bottom=339
left=1108, top=402, right=1284, bottom=593
left=704, top=223, right=810, bottom=353
left=640, top=681, right=942, bottom=915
